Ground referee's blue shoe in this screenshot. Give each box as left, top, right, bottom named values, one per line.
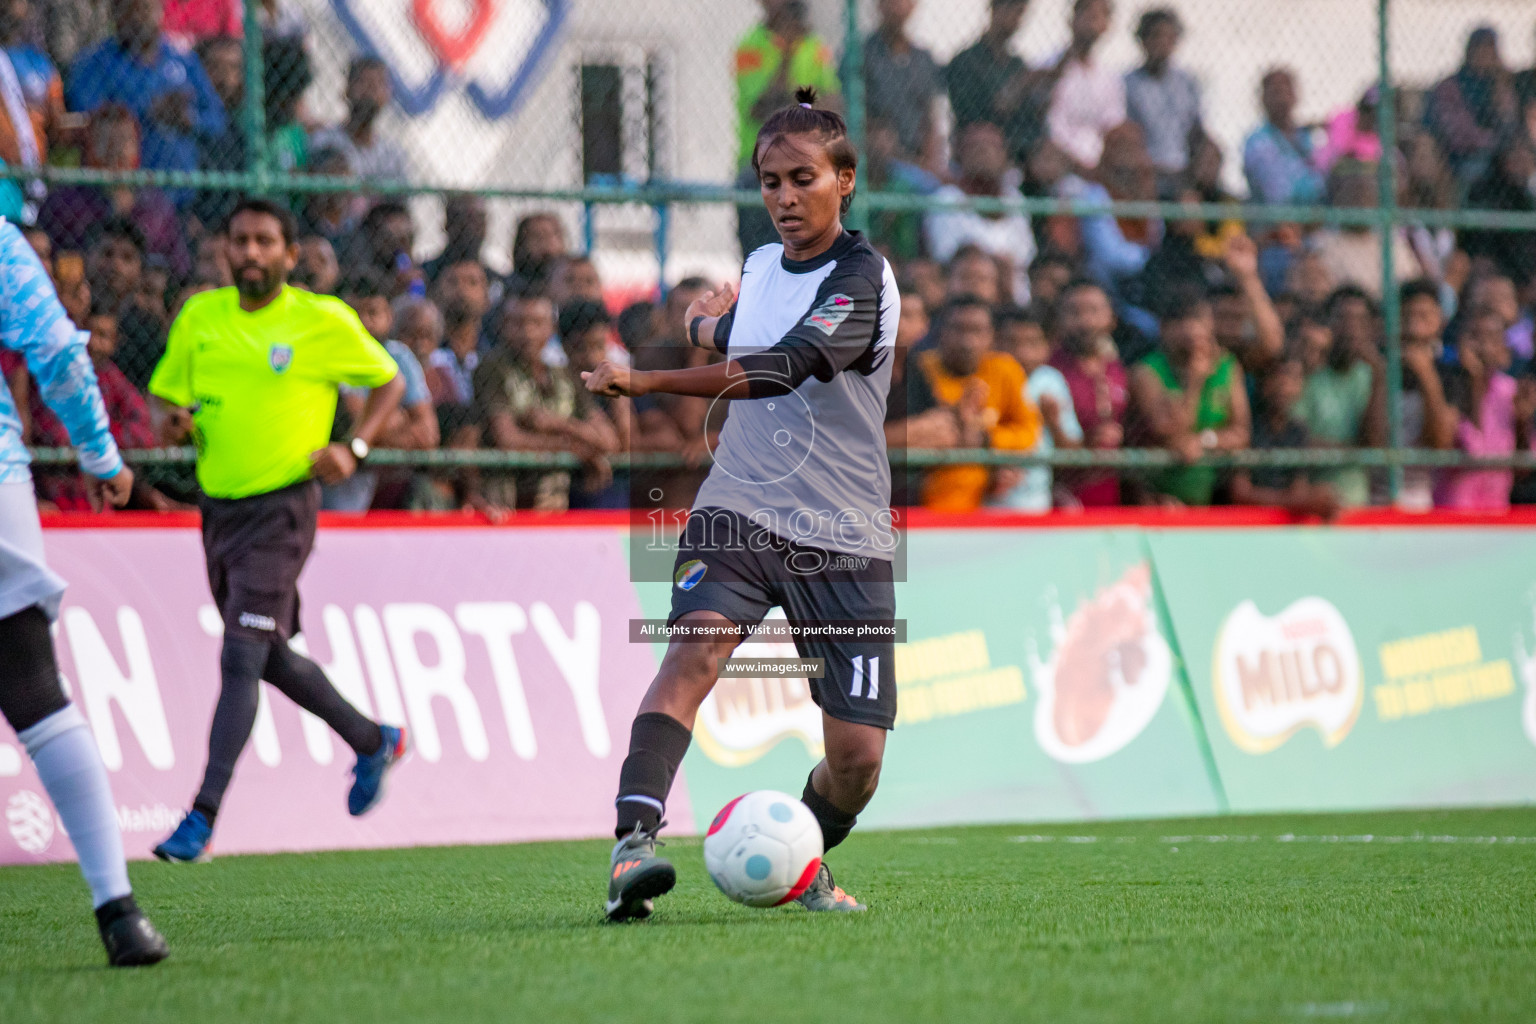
left=152, top=809, right=212, bottom=863
left=348, top=724, right=408, bottom=816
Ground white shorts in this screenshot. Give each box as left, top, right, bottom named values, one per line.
left=0, top=478, right=65, bottom=622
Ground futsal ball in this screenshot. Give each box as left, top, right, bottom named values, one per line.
left=703, top=790, right=824, bottom=907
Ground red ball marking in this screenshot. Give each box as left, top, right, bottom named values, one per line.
left=707, top=795, right=746, bottom=837
left=775, top=857, right=823, bottom=905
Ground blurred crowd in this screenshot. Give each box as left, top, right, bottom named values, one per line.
left=5, top=0, right=1536, bottom=514
left=746, top=0, right=1536, bottom=515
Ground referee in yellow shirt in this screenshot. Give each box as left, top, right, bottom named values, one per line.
left=147, top=198, right=408, bottom=862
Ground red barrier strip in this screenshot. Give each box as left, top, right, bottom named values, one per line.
left=38, top=506, right=1536, bottom=530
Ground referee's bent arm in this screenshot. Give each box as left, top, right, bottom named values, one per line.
left=311, top=372, right=404, bottom=484
left=347, top=372, right=405, bottom=452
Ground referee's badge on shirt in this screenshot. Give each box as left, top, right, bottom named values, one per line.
left=269, top=343, right=294, bottom=373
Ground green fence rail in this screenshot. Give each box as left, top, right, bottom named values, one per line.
left=6, top=163, right=1536, bottom=232
left=24, top=446, right=1536, bottom=472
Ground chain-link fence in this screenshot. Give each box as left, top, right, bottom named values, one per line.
left=9, top=0, right=1536, bottom=514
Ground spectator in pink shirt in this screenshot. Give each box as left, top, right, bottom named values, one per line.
left=1437, top=305, right=1536, bottom=510
left=162, top=0, right=242, bottom=46
left=1314, top=87, right=1383, bottom=175
left=1046, top=0, right=1124, bottom=173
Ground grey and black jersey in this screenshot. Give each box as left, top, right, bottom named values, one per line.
left=692, top=231, right=900, bottom=559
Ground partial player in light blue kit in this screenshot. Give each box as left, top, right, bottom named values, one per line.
left=0, top=218, right=169, bottom=966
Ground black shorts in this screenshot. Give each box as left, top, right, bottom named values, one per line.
left=669, top=507, right=897, bottom=730
left=200, top=480, right=320, bottom=642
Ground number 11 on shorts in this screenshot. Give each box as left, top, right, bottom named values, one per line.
left=850, top=655, right=879, bottom=699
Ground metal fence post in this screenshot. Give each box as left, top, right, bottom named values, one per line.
left=842, top=0, right=869, bottom=234
left=1377, top=0, right=1403, bottom=503
left=241, top=0, right=270, bottom=186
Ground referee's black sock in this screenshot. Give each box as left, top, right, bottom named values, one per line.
left=263, top=643, right=382, bottom=756
left=614, top=712, right=692, bottom=838
left=193, top=635, right=269, bottom=823
left=802, top=771, right=858, bottom=853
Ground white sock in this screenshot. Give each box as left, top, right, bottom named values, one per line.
left=19, top=705, right=131, bottom=909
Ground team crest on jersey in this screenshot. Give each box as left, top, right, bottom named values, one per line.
left=803, top=294, right=854, bottom=336
left=675, top=560, right=708, bottom=591
left=269, top=344, right=293, bottom=373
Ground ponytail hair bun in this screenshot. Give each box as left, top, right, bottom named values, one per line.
left=752, top=86, right=859, bottom=214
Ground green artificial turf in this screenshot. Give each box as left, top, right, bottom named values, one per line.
left=3, top=807, right=1536, bottom=1023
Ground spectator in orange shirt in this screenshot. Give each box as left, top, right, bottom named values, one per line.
left=910, top=294, right=1040, bottom=511
left=0, top=1, right=65, bottom=144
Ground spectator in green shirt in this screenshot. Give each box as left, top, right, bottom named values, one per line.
left=734, top=0, right=840, bottom=253
left=1128, top=293, right=1250, bottom=506
left=264, top=35, right=312, bottom=174
left=735, top=0, right=840, bottom=170
left=1295, top=285, right=1388, bottom=506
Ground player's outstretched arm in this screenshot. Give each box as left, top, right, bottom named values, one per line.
left=0, top=221, right=131, bottom=507
left=584, top=357, right=763, bottom=401
left=587, top=269, right=877, bottom=402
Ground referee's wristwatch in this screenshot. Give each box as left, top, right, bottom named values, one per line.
left=348, top=437, right=371, bottom=464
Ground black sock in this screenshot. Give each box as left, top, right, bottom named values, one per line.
left=614, top=712, right=692, bottom=838
left=193, top=635, right=270, bottom=822
left=263, top=643, right=381, bottom=756
left=802, top=771, right=858, bottom=853
left=94, top=894, right=139, bottom=930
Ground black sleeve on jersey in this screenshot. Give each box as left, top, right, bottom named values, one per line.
left=734, top=262, right=882, bottom=399
left=714, top=304, right=736, bottom=346
left=735, top=344, right=819, bottom=397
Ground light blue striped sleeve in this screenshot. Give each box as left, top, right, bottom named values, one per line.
left=0, top=221, right=123, bottom=479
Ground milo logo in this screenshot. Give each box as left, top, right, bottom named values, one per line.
left=693, top=612, right=823, bottom=766
left=1213, top=598, right=1362, bottom=753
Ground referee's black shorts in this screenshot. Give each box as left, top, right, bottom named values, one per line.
left=200, top=480, right=320, bottom=643
left=668, top=507, right=897, bottom=730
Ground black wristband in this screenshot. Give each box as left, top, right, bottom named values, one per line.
left=689, top=315, right=706, bottom=348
